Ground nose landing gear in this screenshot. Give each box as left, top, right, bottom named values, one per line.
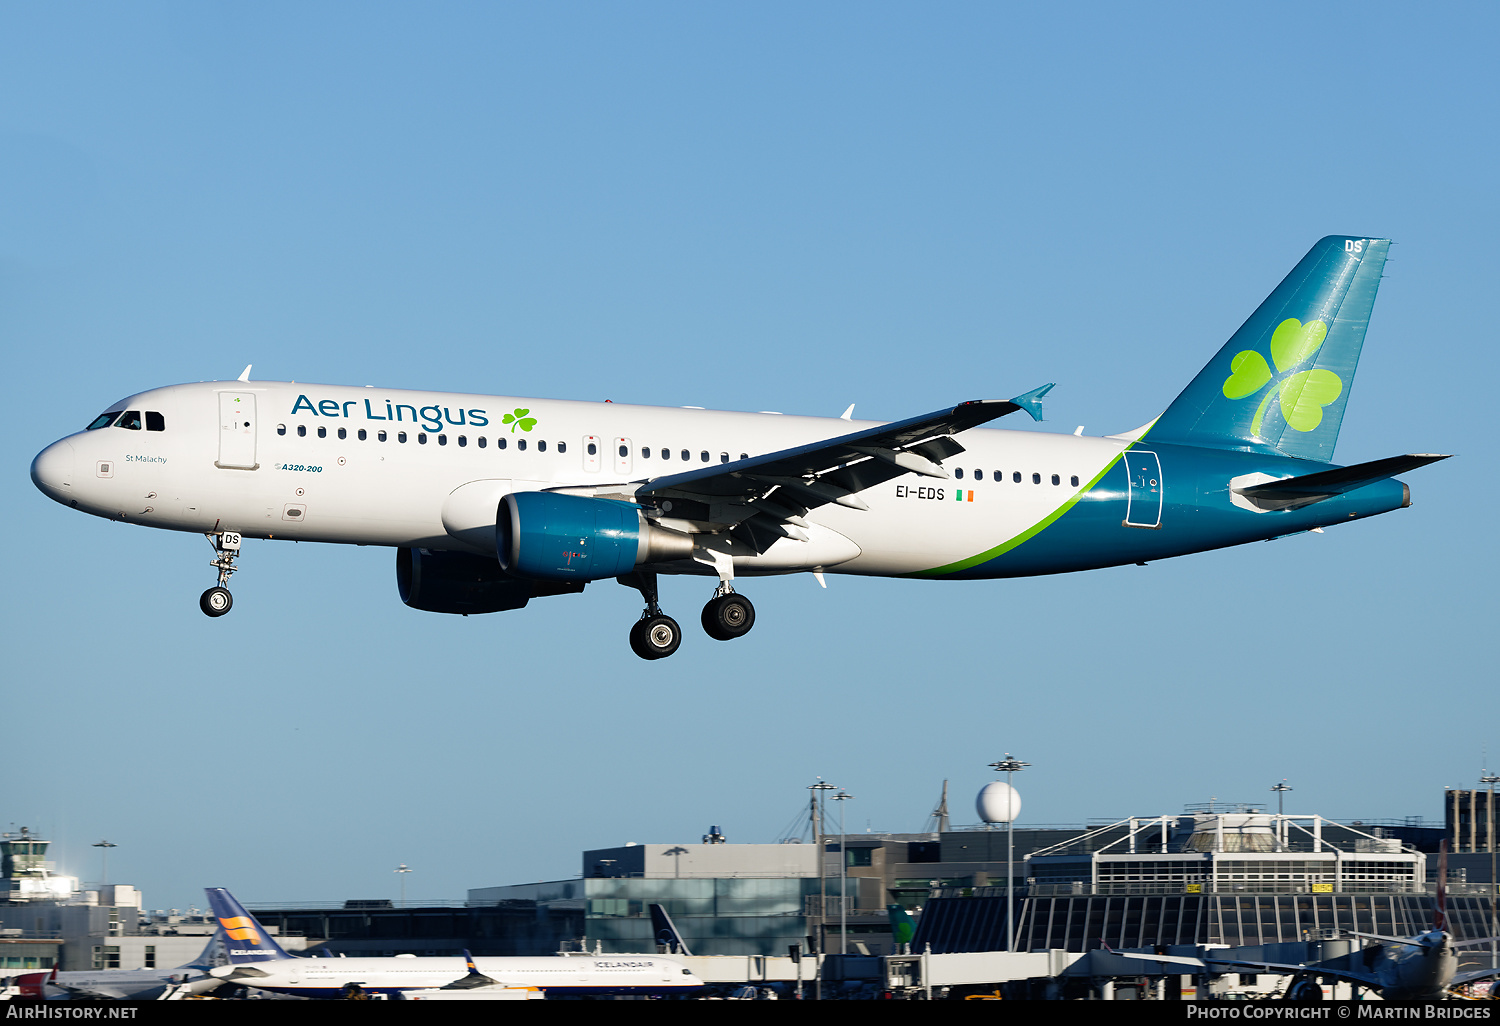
left=200, top=530, right=242, bottom=618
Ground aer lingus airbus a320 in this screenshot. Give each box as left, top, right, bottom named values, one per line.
left=31, top=237, right=1447, bottom=659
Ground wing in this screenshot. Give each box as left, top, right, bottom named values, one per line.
left=1203, top=956, right=1380, bottom=990
left=588, top=389, right=1051, bottom=554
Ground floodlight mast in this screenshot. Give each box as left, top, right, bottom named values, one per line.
left=831, top=791, right=854, bottom=955
left=807, top=778, right=836, bottom=1000
left=1482, top=770, right=1499, bottom=973
left=988, top=754, right=1029, bottom=953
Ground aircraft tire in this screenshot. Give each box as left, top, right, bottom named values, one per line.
left=701, top=594, right=755, bottom=641
left=631, top=615, right=681, bottom=659
left=200, top=587, right=233, bottom=617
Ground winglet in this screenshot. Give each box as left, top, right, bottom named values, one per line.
left=238, top=365, right=252, bottom=382
left=1008, top=383, right=1055, bottom=422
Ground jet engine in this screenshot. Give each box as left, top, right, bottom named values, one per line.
left=396, top=547, right=583, bottom=614
left=497, top=492, right=694, bottom=582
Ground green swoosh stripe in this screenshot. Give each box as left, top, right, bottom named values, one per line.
left=907, top=447, right=1131, bottom=578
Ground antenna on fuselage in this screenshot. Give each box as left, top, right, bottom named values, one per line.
left=237, top=365, right=252, bottom=382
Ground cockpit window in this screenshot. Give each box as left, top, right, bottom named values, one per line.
left=86, top=412, right=121, bottom=430
left=115, top=411, right=142, bottom=430
left=146, top=411, right=165, bottom=432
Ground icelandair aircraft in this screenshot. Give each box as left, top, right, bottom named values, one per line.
left=204, top=888, right=702, bottom=999
left=31, top=237, right=1447, bottom=658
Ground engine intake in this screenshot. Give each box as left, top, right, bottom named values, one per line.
left=498, top=492, right=694, bottom=582
left=396, top=547, right=583, bottom=614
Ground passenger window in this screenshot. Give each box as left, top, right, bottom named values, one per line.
left=418, top=433, right=428, bottom=444
left=1071, top=475, right=1080, bottom=486
left=297, top=425, right=307, bottom=437
left=86, top=412, right=120, bottom=431
left=378, top=430, right=388, bottom=442
left=662, top=449, right=670, bottom=460
left=588, top=442, right=598, bottom=456
left=955, top=468, right=964, bottom=479
left=116, top=411, right=142, bottom=430
left=641, top=447, right=650, bottom=459
left=720, top=453, right=729, bottom=464
left=477, top=436, right=486, bottom=448
left=1032, top=473, right=1041, bottom=484
left=1013, top=472, right=1021, bottom=483
left=398, top=431, right=407, bottom=443
left=337, top=427, right=347, bottom=440
left=317, top=426, right=327, bottom=438
left=358, top=428, right=367, bottom=441
left=740, top=453, right=748, bottom=461
left=680, top=449, right=689, bottom=461
left=277, top=424, right=287, bottom=436
left=1051, top=474, right=1060, bottom=485
left=497, top=437, right=507, bottom=449
left=973, top=469, right=981, bottom=479
left=146, top=412, right=165, bottom=432
left=518, top=439, right=527, bottom=451
left=993, top=471, right=1003, bottom=482
left=619, top=444, right=628, bottom=458
left=700, top=451, right=709, bottom=463
left=457, top=435, right=466, bottom=447
left=438, top=434, right=447, bottom=446
left=557, top=441, right=566, bottom=453
left=537, top=440, right=546, bottom=452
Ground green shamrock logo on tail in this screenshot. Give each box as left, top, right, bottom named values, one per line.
left=502, top=408, right=537, bottom=433
left=1221, top=318, right=1342, bottom=437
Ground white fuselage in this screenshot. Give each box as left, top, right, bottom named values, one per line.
left=32, top=380, right=1129, bottom=578
left=216, top=953, right=702, bottom=998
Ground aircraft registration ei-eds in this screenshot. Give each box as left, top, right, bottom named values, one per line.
left=31, top=236, right=1448, bottom=658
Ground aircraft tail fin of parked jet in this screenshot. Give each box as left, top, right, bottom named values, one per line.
left=1152, top=235, right=1390, bottom=462
left=205, top=888, right=293, bottom=963
left=649, top=902, right=693, bottom=956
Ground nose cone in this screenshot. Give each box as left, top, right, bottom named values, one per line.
left=31, top=440, right=76, bottom=503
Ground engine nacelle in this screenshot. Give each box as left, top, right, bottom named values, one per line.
left=498, top=492, right=694, bottom=582
left=396, top=547, right=583, bottom=614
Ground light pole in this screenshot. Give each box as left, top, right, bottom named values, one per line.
left=807, top=778, right=835, bottom=999
left=988, top=754, right=1029, bottom=952
left=395, top=863, right=412, bottom=906
left=1270, top=781, right=1292, bottom=851
left=93, top=840, right=117, bottom=887
left=832, top=790, right=854, bottom=955
left=1482, top=770, right=1499, bottom=970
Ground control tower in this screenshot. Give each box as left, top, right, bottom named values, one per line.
left=2, top=826, right=79, bottom=903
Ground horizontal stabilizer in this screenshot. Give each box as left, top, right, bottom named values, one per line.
left=1235, top=454, right=1450, bottom=511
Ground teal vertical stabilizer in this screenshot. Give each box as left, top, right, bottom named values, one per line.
left=1150, top=236, right=1389, bottom=462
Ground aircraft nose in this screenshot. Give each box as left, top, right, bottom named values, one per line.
left=31, top=440, right=76, bottom=503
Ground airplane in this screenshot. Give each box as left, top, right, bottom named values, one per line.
left=204, top=887, right=704, bottom=999
left=30, top=236, right=1449, bottom=659
left=1109, top=849, right=1500, bottom=1001
left=5, top=932, right=225, bottom=1000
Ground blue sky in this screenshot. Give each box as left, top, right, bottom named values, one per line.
left=3, top=2, right=1496, bottom=911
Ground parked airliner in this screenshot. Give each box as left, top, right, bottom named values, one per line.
left=31, top=237, right=1447, bottom=658
left=6, top=933, right=224, bottom=1000
left=204, top=888, right=702, bottom=999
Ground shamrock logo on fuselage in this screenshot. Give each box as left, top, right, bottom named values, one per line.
left=1220, top=317, right=1342, bottom=437
left=502, top=408, right=537, bottom=433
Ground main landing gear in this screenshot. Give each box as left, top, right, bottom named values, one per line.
left=619, top=571, right=757, bottom=660
left=200, top=530, right=242, bottom=618
left=701, top=583, right=755, bottom=641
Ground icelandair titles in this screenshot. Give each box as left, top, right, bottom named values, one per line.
left=290, top=394, right=490, bottom=435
